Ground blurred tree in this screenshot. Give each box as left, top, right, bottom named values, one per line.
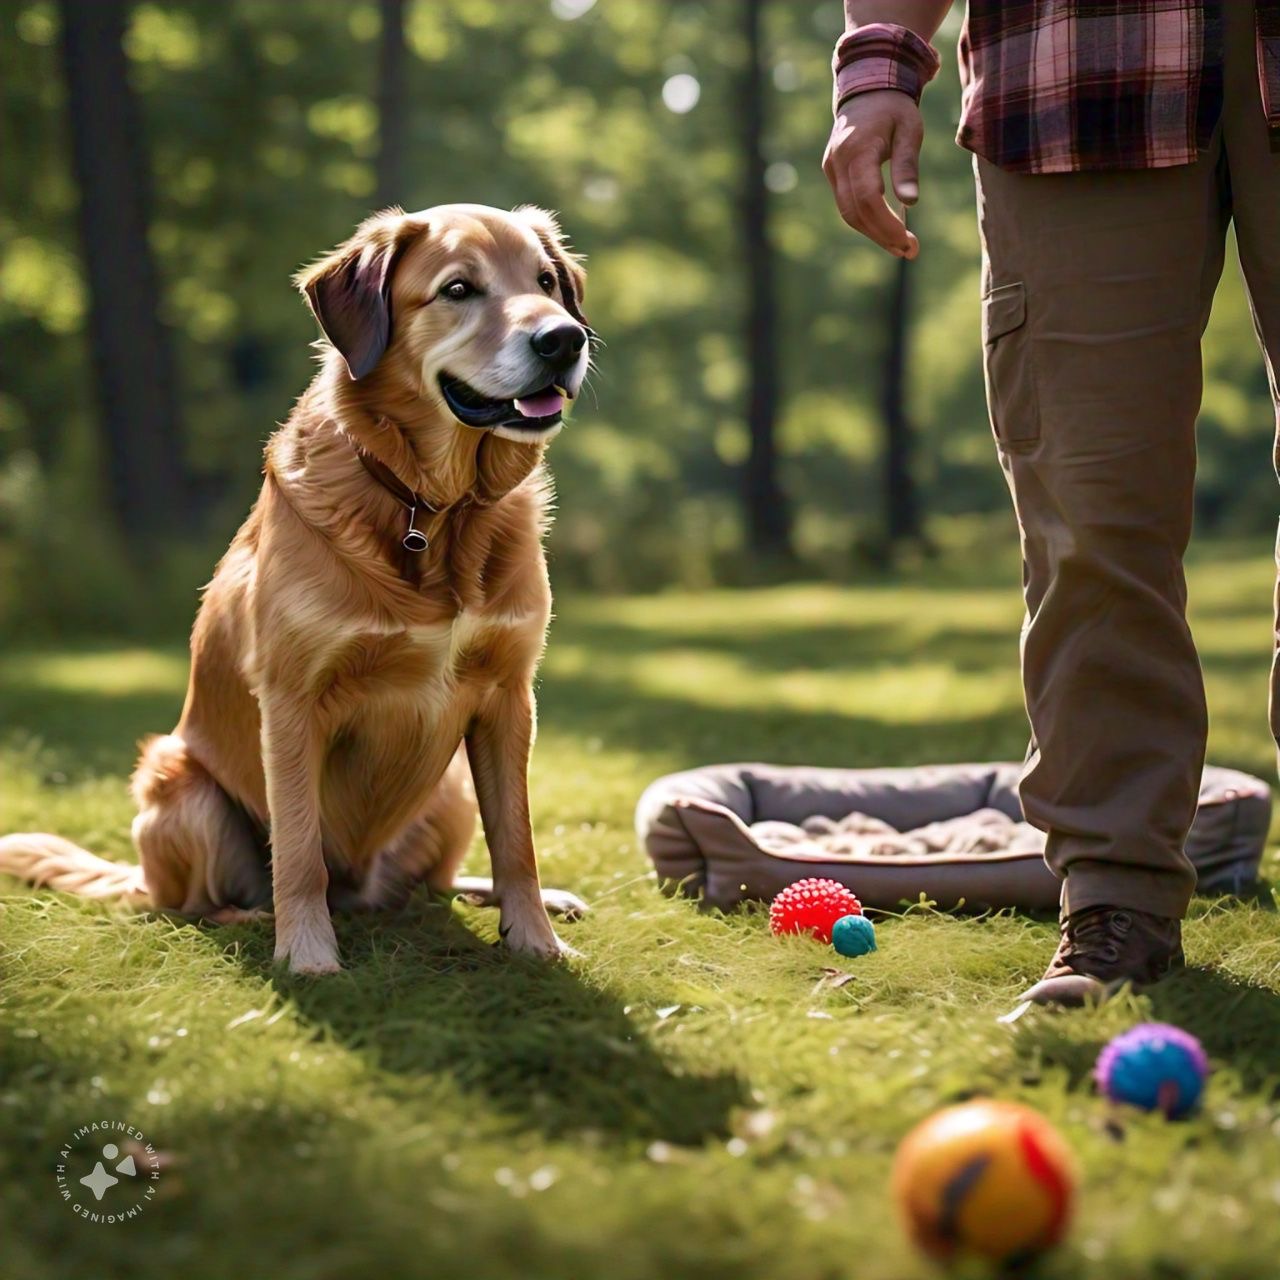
left=881, top=255, right=922, bottom=556
left=740, top=0, right=793, bottom=562
left=376, top=0, right=406, bottom=209
left=59, top=0, right=189, bottom=553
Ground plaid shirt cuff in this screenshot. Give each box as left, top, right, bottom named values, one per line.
left=832, top=23, right=941, bottom=114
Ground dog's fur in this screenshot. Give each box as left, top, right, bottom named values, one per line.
left=0, top=203, right=592, bottom=973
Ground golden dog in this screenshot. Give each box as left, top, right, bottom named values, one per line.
left=0, top=204, right=591, bottom=973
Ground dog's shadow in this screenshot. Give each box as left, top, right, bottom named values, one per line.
left=222, top=897, right=746, bottom=1147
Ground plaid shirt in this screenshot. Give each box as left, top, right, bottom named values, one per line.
left=834, top=3, right=1280, bottom=175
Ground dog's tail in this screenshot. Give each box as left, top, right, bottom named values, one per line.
left=0, top=833, right=149, bottom=903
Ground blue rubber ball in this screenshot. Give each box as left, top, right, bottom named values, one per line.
left=831, top=913, right=876, bottom=957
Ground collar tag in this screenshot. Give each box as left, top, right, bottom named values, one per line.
left=402, top=504, right=429, bottom=553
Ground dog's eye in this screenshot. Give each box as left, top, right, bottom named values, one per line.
left=536, top=270, right=556, bottom=294
left=440, top=279, right=477, bottom=302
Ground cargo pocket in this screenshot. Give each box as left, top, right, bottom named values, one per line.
left=982, top=281, right=1039, bottom=447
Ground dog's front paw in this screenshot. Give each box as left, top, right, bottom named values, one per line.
left=500, top=904, right=580, bottom=960
left=274, top=907, right=341, bottom=975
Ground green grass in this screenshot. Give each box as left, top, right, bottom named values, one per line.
left=3, top=542, right=1280, bottom=1279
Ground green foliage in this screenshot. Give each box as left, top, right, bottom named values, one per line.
left=2, top=546, right=1280, bottom=1278
left=1, top=0, right=1276, bottom=625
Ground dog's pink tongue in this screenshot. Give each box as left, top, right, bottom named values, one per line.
left=513, top=390, right=564, bottom=419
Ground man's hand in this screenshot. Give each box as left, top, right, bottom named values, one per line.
left=822, top=90, right=924, bottom=258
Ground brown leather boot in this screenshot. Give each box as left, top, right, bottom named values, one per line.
left=1021, top=905, right=1185, bottom=1007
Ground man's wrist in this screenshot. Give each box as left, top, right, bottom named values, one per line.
left=832, top=22, right=941, bottom=115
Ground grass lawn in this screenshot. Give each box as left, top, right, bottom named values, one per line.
left=3, top=541, right=1280, bottom=1279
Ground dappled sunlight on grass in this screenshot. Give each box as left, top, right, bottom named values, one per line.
left=0, top=647, right=189, bottom=696
left=548, top=642, right=1024, bottom=724
left=565, top=579, right=1025, bottom=635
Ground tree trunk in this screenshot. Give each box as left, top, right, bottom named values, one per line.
left=376, top=0, right=407, bottom=209
left=60, top=0, right=188, bottom=552
left=882, top=254, right=921, bottom=549
left=60, top=0, right=188, bottom=553
left=739, top=0, right=792, bottom=561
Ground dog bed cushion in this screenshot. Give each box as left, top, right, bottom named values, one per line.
left=635, top=762, right=1271, bottom=912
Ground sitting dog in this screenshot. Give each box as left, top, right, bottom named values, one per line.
left=0, top=204, right=591, bottom=973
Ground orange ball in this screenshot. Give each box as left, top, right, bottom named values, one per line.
left=891, top=1100, right=1077, bottom=1267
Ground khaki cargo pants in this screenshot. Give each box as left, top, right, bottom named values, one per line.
left=976, top=1, right=1280, bottom=919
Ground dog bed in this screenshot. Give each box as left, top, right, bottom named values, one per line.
left=635, top=762, right=1272, bottom=912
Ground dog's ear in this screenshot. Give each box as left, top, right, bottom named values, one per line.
left=294, top=210, right=418, bottom=380
left=515, top=205, right=588, bottom=327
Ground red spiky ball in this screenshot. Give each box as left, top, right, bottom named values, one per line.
left=769, top=878, right=863, bottom=943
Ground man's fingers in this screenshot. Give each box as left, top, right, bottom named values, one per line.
left=841, top=171, right=913, bottom=257
left=889, top=115, right=924, bottom=207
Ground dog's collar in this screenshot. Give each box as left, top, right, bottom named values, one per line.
left=352, top=443, right=441, bottom=553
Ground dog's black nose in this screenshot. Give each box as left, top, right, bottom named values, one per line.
left=530, top=321, right=587, bottom=371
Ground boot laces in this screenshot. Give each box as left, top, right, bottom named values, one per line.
left=1060, top=908, right=1132, bottom=968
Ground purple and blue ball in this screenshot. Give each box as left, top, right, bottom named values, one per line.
left=1095, top=1023, right=1208, bottom=1119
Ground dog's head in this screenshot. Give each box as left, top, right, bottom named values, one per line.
left=295, top=204, right=589, bottom=444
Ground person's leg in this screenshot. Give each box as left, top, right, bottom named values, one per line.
left=975, top=139, right=1230, bottom=999
left=1220, top=0, right=1280, bottom=756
